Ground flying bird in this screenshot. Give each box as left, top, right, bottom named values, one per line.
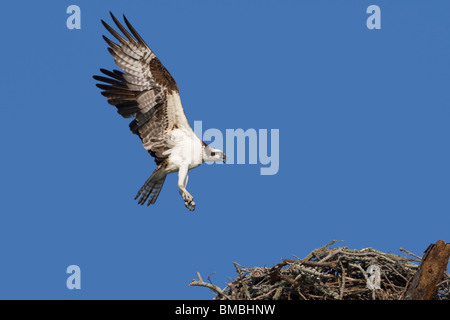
left=93, top=13, right=225, bottom=211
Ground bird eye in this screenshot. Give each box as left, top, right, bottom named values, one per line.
left=211, top=152, right=216, bottom=156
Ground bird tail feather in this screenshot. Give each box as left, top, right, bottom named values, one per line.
left=135, top=172, right=167, bottom=206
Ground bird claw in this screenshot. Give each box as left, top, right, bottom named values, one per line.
left=185, top=200, right=196, bottom=211
left=182, top=193, right=192, bottom=202
left=182, top=191, right=195, bottom=211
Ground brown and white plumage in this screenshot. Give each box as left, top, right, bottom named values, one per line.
left=94, top=13, right=225, bottom=210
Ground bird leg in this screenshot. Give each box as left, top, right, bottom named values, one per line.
left=178, top=165, right=195, bottom=211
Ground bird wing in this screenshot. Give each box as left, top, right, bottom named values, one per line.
left=93, top=12, right=192, bottom=165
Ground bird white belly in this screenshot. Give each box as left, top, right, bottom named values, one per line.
left=167, top=129, right=203, bottom=171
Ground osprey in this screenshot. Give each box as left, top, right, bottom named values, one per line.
left=93, top=13, right=225, bottom=211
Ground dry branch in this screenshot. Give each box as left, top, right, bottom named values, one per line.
left=403, top=240, right=450, bottom=300
left=191, top=241, right=450, bottom=300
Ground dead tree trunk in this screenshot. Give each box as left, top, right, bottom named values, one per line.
left=403, top=240, right=450, bottom=300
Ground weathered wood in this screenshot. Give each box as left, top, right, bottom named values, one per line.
left=403, top=240, right=450, bottom=300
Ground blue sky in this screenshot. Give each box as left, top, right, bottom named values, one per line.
left=0, top=1, right=449, bottom=299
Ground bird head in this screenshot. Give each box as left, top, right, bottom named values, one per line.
left=202, top=145, right=226, bottom=163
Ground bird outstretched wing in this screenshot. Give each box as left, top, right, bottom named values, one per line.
left=93, top=12, right=191, bottom=165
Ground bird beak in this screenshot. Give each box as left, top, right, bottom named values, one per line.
left=223, top=154, right=227, bottom=163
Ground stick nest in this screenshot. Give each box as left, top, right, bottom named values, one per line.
left=190, top=241, right=450, bottom=300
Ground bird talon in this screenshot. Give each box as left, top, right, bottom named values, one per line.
left=184, top=200, right=195, bottom=211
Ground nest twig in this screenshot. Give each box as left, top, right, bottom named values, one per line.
left=190, top=241, right=450, bottom=300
